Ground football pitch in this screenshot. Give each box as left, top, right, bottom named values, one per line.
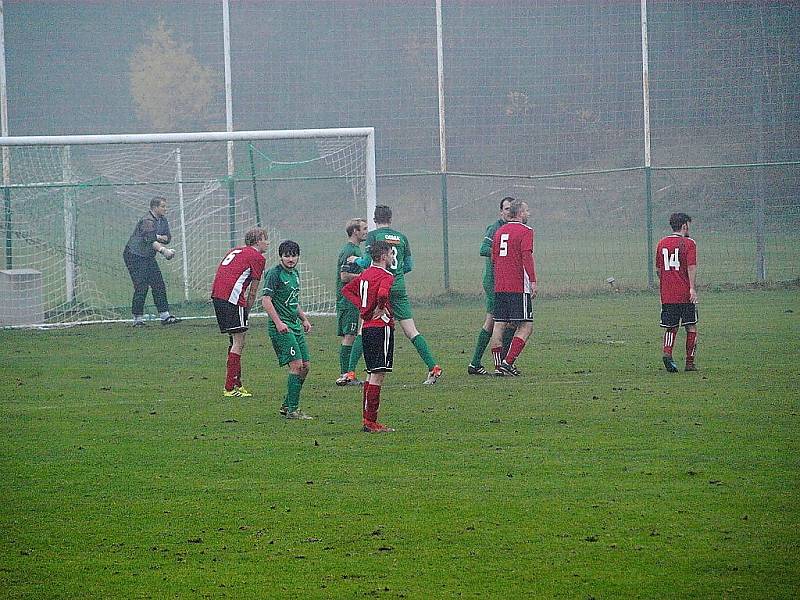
left=1, top=288, right=798, bottom=599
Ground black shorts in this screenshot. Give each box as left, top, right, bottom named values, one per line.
left=660, top=303, right=698, bottom=328
left=493, top=292, right=533, bottom=322
left=213, top=298, right=249, bottom=333
left=362, top=325, right=394, bottom=373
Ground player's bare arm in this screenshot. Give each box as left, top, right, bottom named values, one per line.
left=688, top=264, right=698, bottom=303
left=246, top=278, right=261, bottom=309
left=299, top=308, right=312, bottom=333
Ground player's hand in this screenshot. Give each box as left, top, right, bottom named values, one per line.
left=690, top=288, right=698, bottom=304
left=346, top=255, right=357, bottom=263
left=162, top=248, right=176, bottom=260
left=302, top=318, right=312, bottom=333
left=157, top=235, right=169, bottom=243
left=275, top=320, right=289, bottom=334
left=531, top=281, right=538, bottom=299
left=371, top=307, right=389, bottom=322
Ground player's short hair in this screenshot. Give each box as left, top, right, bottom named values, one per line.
left=345, top=218, right=366, bottom=237
left=500, top=196, right=514, bottom=210
left=374, top=205, right=392, bottom=224
left=150, top=195, right=167, bottom=209
left=370, top=240, right=392, bottom=262
left=669, top=212, right=692, bottom=232
left=278, top=240, right=300, bottom=257
left=508, top=199, right=527, bottom=218
left=245, top=227, right=267, bottom=246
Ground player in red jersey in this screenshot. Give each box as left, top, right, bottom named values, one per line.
left=341, top=240, right=397, bottom=433
left=211, top=227, right=269, bottom=397
left=656, top=212, right=698, bottom=372
left=490, top=199, right=536, bottom=376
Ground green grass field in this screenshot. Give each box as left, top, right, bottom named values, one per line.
left=1, top=289, right=799, bottom=598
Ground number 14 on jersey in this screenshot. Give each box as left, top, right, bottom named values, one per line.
left=662, top=247, right=680, bottom=271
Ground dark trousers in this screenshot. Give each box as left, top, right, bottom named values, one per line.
left=123, top=249, right=169, bottom=316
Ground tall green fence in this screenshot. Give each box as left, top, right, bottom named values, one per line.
left=2, top=1, right=798, bottom=319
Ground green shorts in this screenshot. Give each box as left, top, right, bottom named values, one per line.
left=389, top=288, right=413, bottom=321
left=268, top=326, right=309, bottom=366
left=337, top=301, right=359, bottom=337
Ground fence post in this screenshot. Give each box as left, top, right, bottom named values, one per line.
left=440, top=172, right=450, bottom=292
left=226, top=176, right=236, bottom=250
left=753, top=6, right=767, bottom=281
left=645, top=166, right=654, bottom=288
left=3, top=184, right=10, bottom=269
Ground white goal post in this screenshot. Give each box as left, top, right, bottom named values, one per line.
left=0, top=127, right=376, bottom=327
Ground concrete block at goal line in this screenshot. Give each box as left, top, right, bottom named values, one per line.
left=0, top=269, right=44, bottom=326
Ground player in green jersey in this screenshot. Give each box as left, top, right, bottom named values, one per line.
left=335, top=218, right=368, bottom=386
left=262, top=240, right=314, bottom=420
left=355, top=205, right=442, bottom=385
left=468, top=197, right=515, bottom=374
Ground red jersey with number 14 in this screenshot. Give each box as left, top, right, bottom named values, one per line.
left=341, top=265, right=395, bottom=329
left=656, top=234, right=697, bottom=304
left=211, top=245, right=266, bottom=306
left=492, top=222, right=536, bottom=293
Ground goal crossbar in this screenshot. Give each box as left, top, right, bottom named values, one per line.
left=0, top=127, right=376, bottom=147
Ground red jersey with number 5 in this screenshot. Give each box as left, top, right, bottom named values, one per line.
left=492, top=222, right=536, bottom=293
left=656, top=234, right=697, bottom=304
left=211, top=245, right=266, bottom=306
left=341, top=265, right=395, bottom=329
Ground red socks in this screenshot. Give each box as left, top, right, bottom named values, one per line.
left=686, top=331, right=697, bottom=361
left=363, top=382, right=381, bottom=423
left=491, top=346, right=503, bottom=368
left=505, top=337, right=526, bottom=364
left=225, top=351, right=241, bottom=391
left=663, top=327, right=678, bottom=355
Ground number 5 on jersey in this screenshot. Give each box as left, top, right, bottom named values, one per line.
left=499, top=233, right=509, bottom=257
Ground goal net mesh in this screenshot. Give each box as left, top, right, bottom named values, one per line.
left=0, top=133, right=371, bottom=326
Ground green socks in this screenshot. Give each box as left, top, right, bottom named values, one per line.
left=411, top=334, right=436, bottom=370
left=285, top=373, right=304, bottom=411
left=348, top=335, right=363, bottom=372
left=339, top=344, right=352, bottom=374
left=470, top=328, right=492, bottom=367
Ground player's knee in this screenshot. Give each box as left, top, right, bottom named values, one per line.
left=400, top=319, right=419, bottom=339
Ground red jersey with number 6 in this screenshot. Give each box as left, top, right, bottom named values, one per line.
left=492, top=222, right=536, bottom=293
left=656, top=234, right=697, bottom=304
left=211, top=245, right=266, bottom=306
left=341, top=265, right=395, bottom=329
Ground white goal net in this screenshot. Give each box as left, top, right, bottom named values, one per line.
left=0, top=128, right=376, bottom=326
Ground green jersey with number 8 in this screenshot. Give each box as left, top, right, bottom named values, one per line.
left=365, top=227, right=411, bottom=293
